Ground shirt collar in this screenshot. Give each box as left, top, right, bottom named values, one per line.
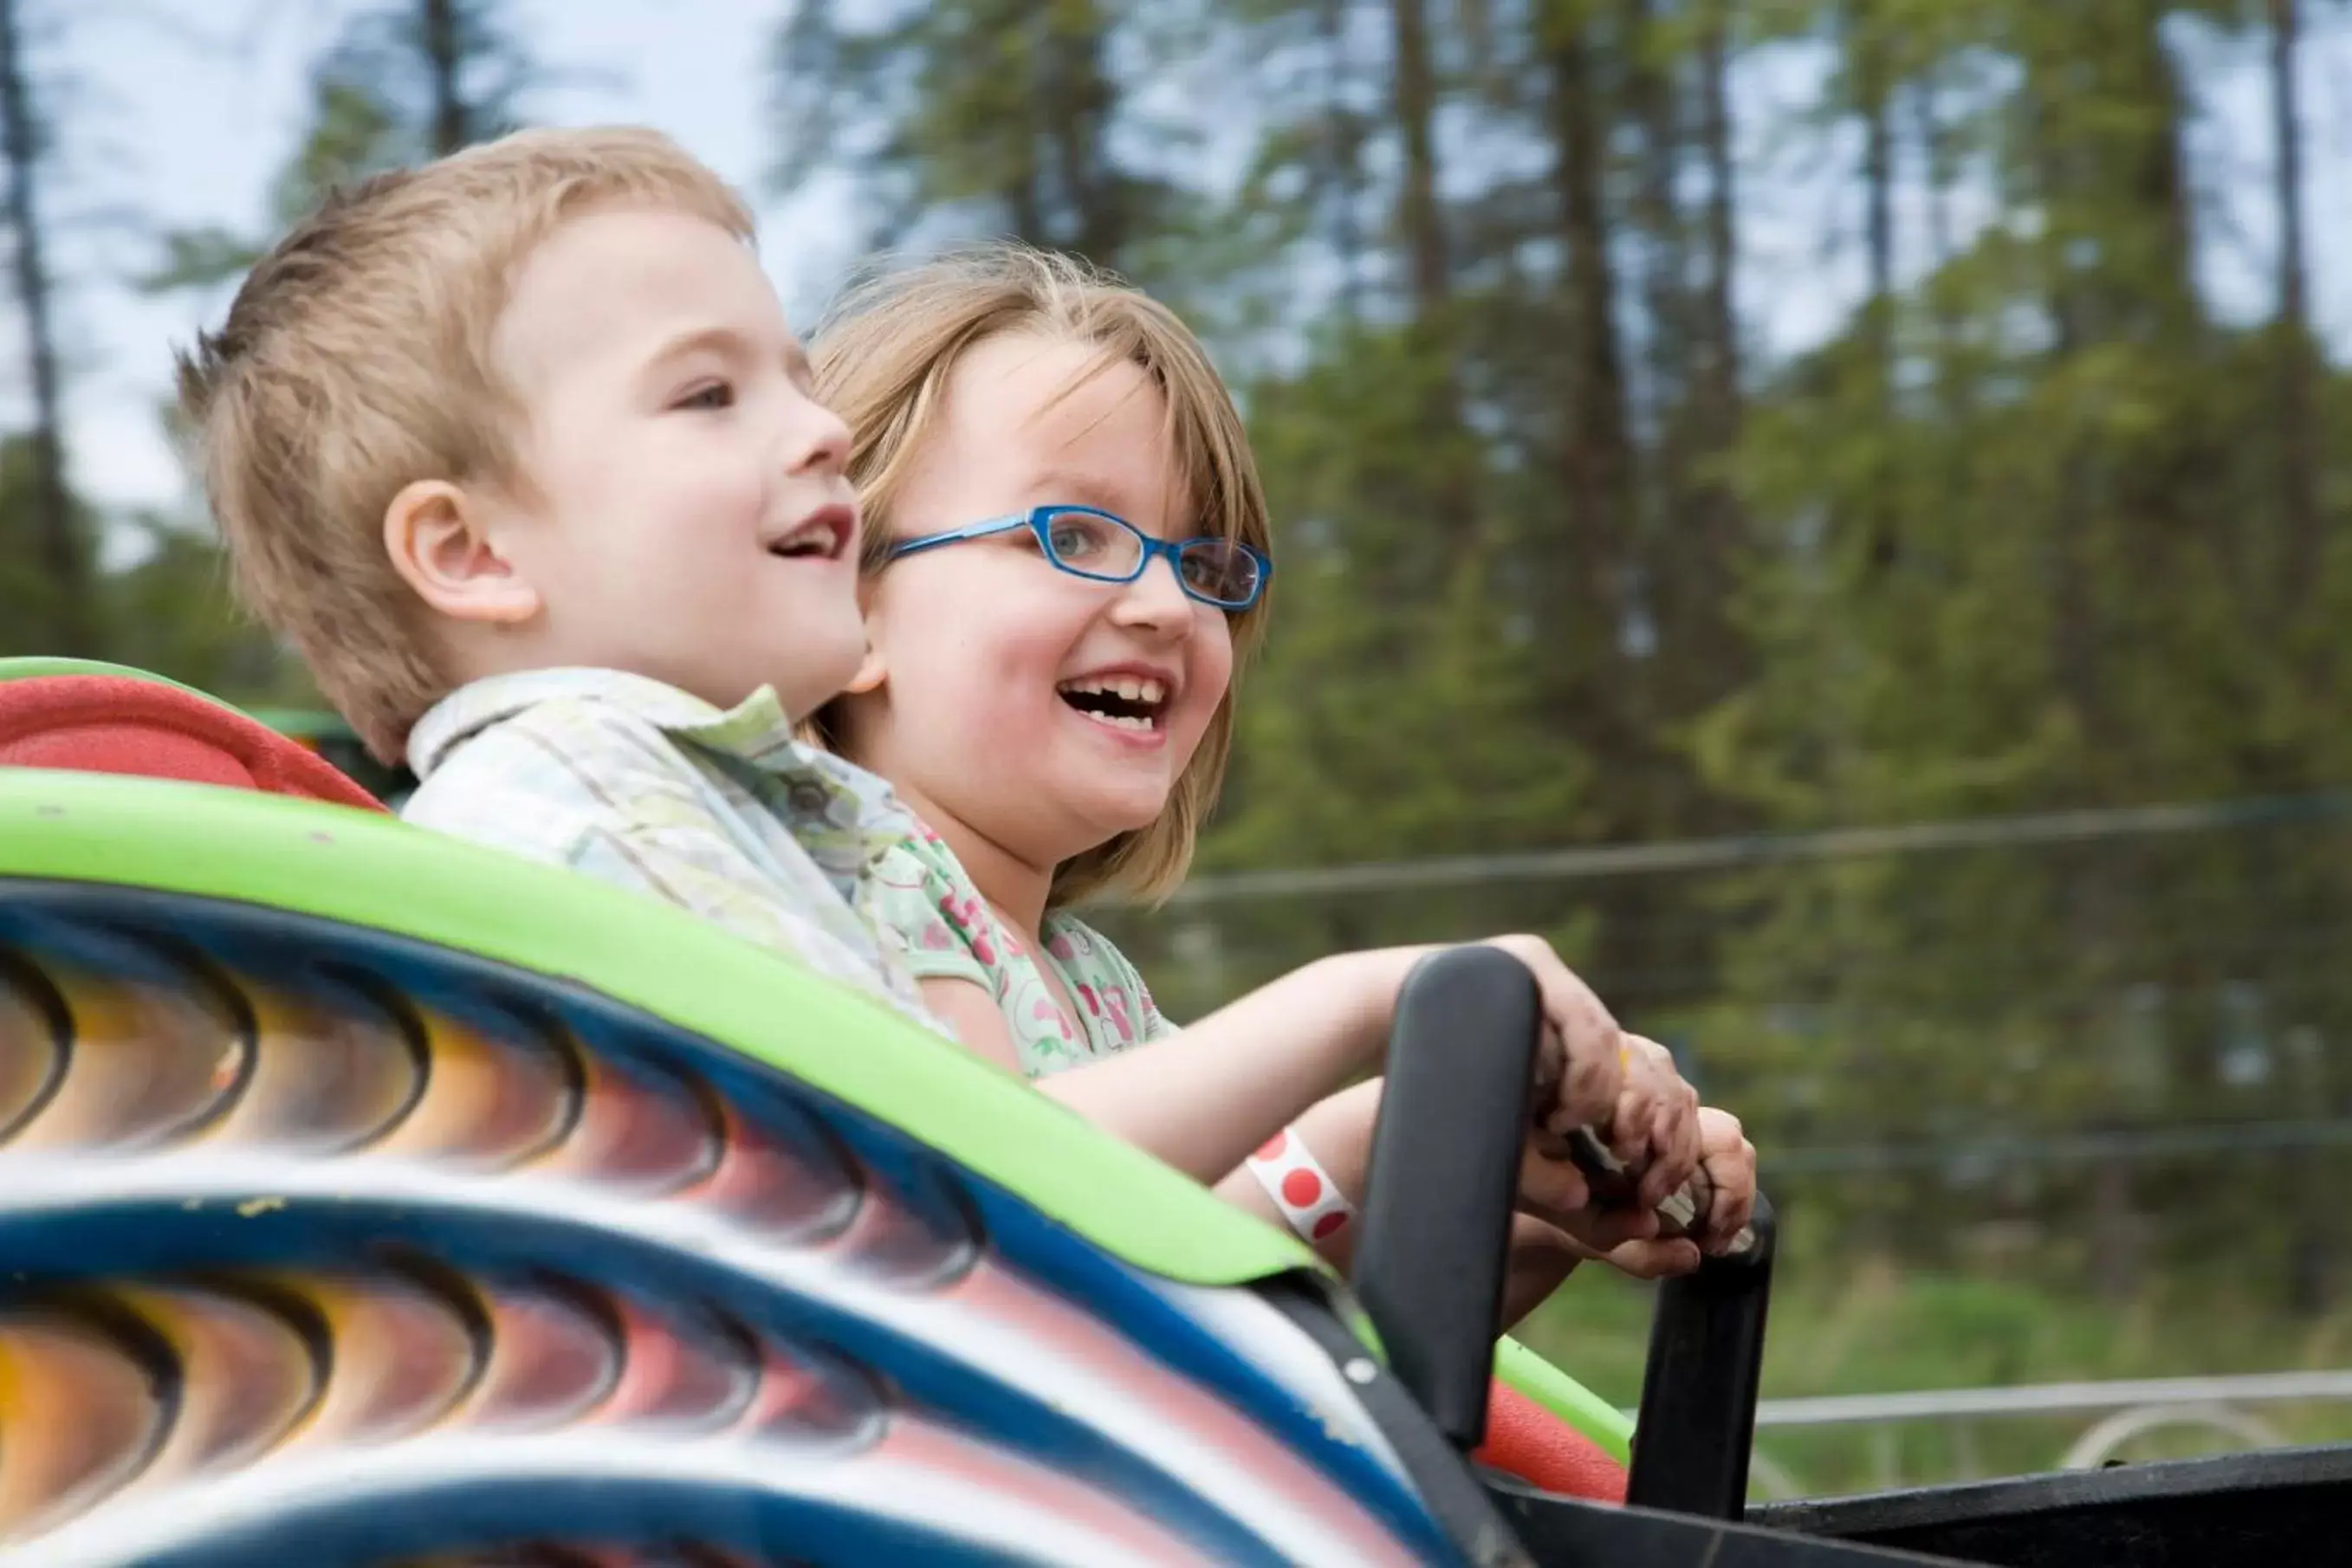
left=404, top=667, right=904, bottom=825
left=406, top=668, right=808, bottom=774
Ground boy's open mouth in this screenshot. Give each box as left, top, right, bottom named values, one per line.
left=1057, top=674, right=1169, bottom=733
left=768, top=505, right=854, bottom=561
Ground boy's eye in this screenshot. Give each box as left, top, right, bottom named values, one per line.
left=674, top=380, right=735, bottom=411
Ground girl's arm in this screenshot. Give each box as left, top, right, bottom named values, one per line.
left=1205, top=1079, right=1588, bottom=1329
left=921, top=949, right=1398, bottom=1183
left=930, top=964, right=1753, bottom=1325
left=929, top=937, right=1647, bottom=1199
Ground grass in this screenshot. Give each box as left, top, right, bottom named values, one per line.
left=1513, top=1251, right=2352, bottom=1499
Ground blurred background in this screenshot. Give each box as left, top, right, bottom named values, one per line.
left=2, top=0, right=2349, bottom=1501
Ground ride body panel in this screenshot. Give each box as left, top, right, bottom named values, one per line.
left=0, top=876, right=1466, bottom=1564
left=0, top=759, right=1636, bottom=1448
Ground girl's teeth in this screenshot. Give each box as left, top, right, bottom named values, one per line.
left=1082, top=710, right=1156, bottom=733
left=1063, top=676, right=1168, bottom=703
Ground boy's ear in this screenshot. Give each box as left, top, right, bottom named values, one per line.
left=384, top=479, right=541, bottom=625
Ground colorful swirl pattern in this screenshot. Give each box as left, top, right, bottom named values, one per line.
left=0, top=890, right=1448, bottom=1567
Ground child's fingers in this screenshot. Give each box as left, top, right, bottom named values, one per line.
left=1599, top=1236, right=1704, bottom=1280
left=1604, top=1035, right=1666, bottom=1163
left=1547, top=1002, right=1622, bottom=1127
left=1638, top=1102, right=1694, bottom=1210
left=1603, top=1034, right=1701, bottom=1208
left=1696, top=1109, right=1758, bottom=1253
left=1532, top=1021, right=1622, bottom=1136
left=1482, top=936, right=1624, bottom=1130
left=1639, top=1089, right=1703, bottom=1210
left=1517, top=1140, right=1594, bottom=1219
left=1706, top=1182, right=1753, bottom=1254
left=1576, top=1206, right=1662, bottom=1251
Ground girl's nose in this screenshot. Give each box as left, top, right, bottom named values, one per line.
left=1109, top=551, right=1196, bottom=633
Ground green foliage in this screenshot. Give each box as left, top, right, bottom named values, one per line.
left=770, top=0, right=1185, bottom=270
left=0, top=432, right=96, bottom=658
left=147, top=1, right=531, bottom=294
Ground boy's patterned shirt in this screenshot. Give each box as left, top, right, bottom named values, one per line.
left=402, top=667, right=941, bottom=1032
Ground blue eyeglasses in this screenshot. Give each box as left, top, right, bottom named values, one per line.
left=884, top=505, right=1272, bottom=611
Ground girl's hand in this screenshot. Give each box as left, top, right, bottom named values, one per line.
left=1474, top=937, right=1703, bottom=1216
left=1560, top=1105, right=1758, bottom=1278
left=1476, top=934, right=1626, bottom=1143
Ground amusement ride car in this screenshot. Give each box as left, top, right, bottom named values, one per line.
left=0, top=657, right=2339, bottom=1565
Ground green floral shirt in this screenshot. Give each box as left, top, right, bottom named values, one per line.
left=872, top=824, right=1173, bottom=1078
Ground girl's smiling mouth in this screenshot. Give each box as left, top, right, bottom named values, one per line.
left=1056, top=670, right=1171, bottom=733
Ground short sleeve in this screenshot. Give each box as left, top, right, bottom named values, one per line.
left=868, top=835, right=1001, bottom=993
left=1098, top=932, right=1177, bottom=1043
left=1034, top=915, right=1170, bottom=1054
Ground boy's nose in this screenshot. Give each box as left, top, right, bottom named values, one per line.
left=781, top=396, right=853, bottom=476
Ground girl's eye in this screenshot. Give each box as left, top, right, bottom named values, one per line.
left=674, top=380, right=735, bottom=411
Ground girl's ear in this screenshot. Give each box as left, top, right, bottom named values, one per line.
left=843, top=641, right=887, bottom=696
left=384, top=479, right=541, bottom=625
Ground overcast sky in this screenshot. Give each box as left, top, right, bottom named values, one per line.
left=19, top=1, right=2352, bottom=528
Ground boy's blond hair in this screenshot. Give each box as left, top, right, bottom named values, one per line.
left=807, top=243, right=1273, bottom=908
left=175, top=126, right=754, bottom=761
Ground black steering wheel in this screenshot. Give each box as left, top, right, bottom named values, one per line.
left=1347, top=944, right=1779, bottom=1521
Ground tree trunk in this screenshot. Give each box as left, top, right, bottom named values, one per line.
left=1318, top=0, right=1366, bottom=326
left=1696, top=2, right=1741, bottom=436
left=0, top=0, right=90, bottom=657
left=2268, top=0, right=2318, bottom=614
left=1853, top=0, right=1895, bottom=380
left=1389, top=0, right=1448, bottom=317
left=1543, top=9, right=1640, bottom=785
left=1669, top=0, right=1753, bottom=748
left=1623, top=0, right=1684, bottom=402
left=1849, top=2, right=1897, bottom=576
left=1551, top=16, right=1630, bottom=580
left=1039, top=2, right=1127, bottom=268
left=421, top=0, right=468, bottom=155
left=1632, top=0, right=1749, bottom=812
left=1385, top=0, right=1479, bottom=553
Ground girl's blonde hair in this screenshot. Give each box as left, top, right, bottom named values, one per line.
left=807, top=243, right=1273, bottom=908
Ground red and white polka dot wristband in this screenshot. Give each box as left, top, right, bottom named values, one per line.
left=1245, top=1124, right=1355, bottom=1244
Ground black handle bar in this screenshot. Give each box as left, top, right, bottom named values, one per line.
left=1351, top=945, right=1544, bottom=1449
left=1349, top=944, right=1778, bottom=1521
left=1625, top=1192, right=1778, bottom=1519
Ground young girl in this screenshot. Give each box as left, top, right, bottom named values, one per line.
left=808, top=244, right=1754, bottom=1318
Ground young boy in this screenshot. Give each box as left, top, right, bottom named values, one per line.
left=174, top=126, right=937, bottom=1027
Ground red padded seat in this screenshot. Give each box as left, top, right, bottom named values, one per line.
left=1473, top=1377, right=1630, bottom=1502
left=0, top=664, right=385, bottom=813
